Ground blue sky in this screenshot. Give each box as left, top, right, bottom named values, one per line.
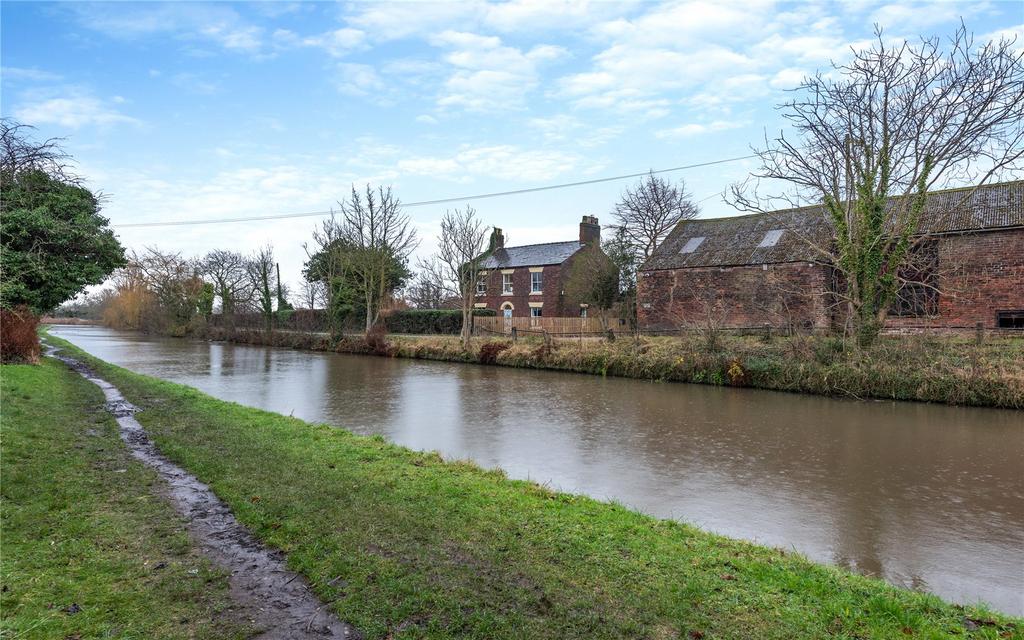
left=2, top=1, right=1021, bottom=289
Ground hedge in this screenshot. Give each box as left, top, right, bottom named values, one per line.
left=384, top=308, right=496, bottom=334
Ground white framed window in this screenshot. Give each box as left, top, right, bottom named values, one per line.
left=530, top=271, right=543, bottom=293
left=476, top=275, right=487, bottom=295
left=502, top=273, right=513, bottom=294
left=531, top=307, right=542, bottom=318
left=580, top=307, right=587, bottom=318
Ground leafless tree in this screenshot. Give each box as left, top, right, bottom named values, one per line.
left=247, top=245, right=277, bottom=332
left=416, top=206, right=488, bottom=346
left=336, top=185, right=418, bottom=334
left=298, top=279, right=326, bottom=310
left=405, top=266, right=449, bottom=310
left=133, top=247, right=206, bottom=326
left=562, top=246, right=620, bottom=331
left=201, top=249, right=252, bottom=316
left=610, top=172, right=700, bottom=262
left=730, top=23, right=1024, bottom=345
left=1, top=119, right=77, bottom=183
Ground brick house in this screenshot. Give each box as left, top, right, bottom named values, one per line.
left=637, top=181, right=1024, bottom=331
left=474, top=216, right=614, bottom=318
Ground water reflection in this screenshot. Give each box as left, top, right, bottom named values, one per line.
left=50, top=325, right=1024, bottom=615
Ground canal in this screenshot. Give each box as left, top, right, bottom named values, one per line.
left=50, top=325, right=1024, bottom=615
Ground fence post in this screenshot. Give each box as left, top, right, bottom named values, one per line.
left=763, top=322, right=772, bottom=343
left=975, top=321, right=985, bottom=345
left=511, top=327, right=517, bottom=342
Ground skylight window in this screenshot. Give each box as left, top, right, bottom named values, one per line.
left=680, top=236, right=705, bottom=254
left=758, top=229, right=784, bottom=248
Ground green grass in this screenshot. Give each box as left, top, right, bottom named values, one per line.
left=0, top=358, right=252, bottom=640
left=32, top=334, right=1022, bottom=639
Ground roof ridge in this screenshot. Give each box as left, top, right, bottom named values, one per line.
left=501, top=239, right=580, bottom=249
left=684, top=179, right=1023, bottom=225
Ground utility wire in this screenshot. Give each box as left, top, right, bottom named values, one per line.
left=113, top=153, right=756, bottom=228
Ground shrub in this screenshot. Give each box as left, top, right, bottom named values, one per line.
left=478, top=341, right=511, bottom=364
left=1, top=306, right=40, bottom=363
left=365, top=324, right=393, bottom=356
left=384, top=309, right=496, bottom=335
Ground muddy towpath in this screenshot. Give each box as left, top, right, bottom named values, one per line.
left=46, top=344, right=359, bottom=640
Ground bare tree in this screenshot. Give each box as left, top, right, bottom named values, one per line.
left=298, top=279, right=326, bottom=310
left=336, top=185, right=418, bottom=334
left=133, top=247, right=206, bottom=327
left=304, top=213, right=353, bottom=336
left=730, top=24, right=1024, bottom=346
left=1, top=119, right=77, bottom=183
left=416, top=207, right=487, bottom=346
left=611, top=172, right=700, bottom=262
left=201, top=249, right=251, bottom=316
left=247, top=245, right=277, bottom=333
left=405, top=266, right=449, bottom=310
left=562, top=246, right=620, bottom=331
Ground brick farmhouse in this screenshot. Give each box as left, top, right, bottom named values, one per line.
left=637, top=181, right=1024, bottom=332
left=474, top=216, right=615, bottom=318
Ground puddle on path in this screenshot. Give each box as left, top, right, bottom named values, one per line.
left=47, top=346, right=359, bottom=639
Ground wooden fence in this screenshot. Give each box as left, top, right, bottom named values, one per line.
left=474, top=316, right=608, bottom=336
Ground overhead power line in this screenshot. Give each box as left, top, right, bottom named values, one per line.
left=113, top=153, right=756, bottom=228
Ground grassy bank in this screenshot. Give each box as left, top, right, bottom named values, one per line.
left=0, top=359, right=251, bottom=639
left=211, top=327, right=1024, bottom=408
left=35, top=334, right=1022, bottom=639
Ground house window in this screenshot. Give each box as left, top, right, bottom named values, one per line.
left=580, top=306, right=588, bottom=318
left=531, top=307, right=542, bottom=318
left=531, top=271, right=543, bottom=293
left=476, top=276, right=487, bottom=295
left=502, top=273, right=513, bottom=294
left=997, top=311, right=1024, bottom=329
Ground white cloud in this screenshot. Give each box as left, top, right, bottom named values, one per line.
left=345, top=2, right=482, bottom=41
left=431, top=30, right=567, bottom=111
left=397, top=144, right=587, bottom=182
left=656, top=119, right=748, bottom=138
left=276, top=27, right=366, bottom=57
left=70, top=3, right=269, bottom=56
left=1, top=67, right=63, bottom=82
left=870, top=1, right=992, bottom=34
left=334, top=63, right=386, bottom=97
left=415, top=114, right=439, bottom=125
left=13, top=91, right=141, bottom=129
left=482, top=0, right=634, bottom=32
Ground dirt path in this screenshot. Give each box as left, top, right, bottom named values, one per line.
left=46, top=345, right=360, bottom=639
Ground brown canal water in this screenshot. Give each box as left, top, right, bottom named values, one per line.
left=50, top=325, right=1024, bottom=616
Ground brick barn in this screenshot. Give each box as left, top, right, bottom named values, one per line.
left=637, top=181, right=1024, bottom=332
left=474, top=216, right=615, bottom=318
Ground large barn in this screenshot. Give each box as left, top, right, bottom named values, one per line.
left=637, top=181, right=1024, bottom=332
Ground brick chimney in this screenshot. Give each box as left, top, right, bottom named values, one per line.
left=579, top=215, right=600, bottom=246
left=488, top=227, right=505, bottom=252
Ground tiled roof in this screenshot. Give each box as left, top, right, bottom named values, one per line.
left=479, top=241, right=583, bottom=269
left=642, top=180, right=1024, bottom=271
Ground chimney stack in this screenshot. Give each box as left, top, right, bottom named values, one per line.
left=488, top=227, right=505, bottom=252
left=579, top=215, right=600, bottom=246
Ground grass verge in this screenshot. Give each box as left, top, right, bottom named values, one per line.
left=0, top=358, right=251, bottom=639
left=36, top=333, right=1022, bottom=639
